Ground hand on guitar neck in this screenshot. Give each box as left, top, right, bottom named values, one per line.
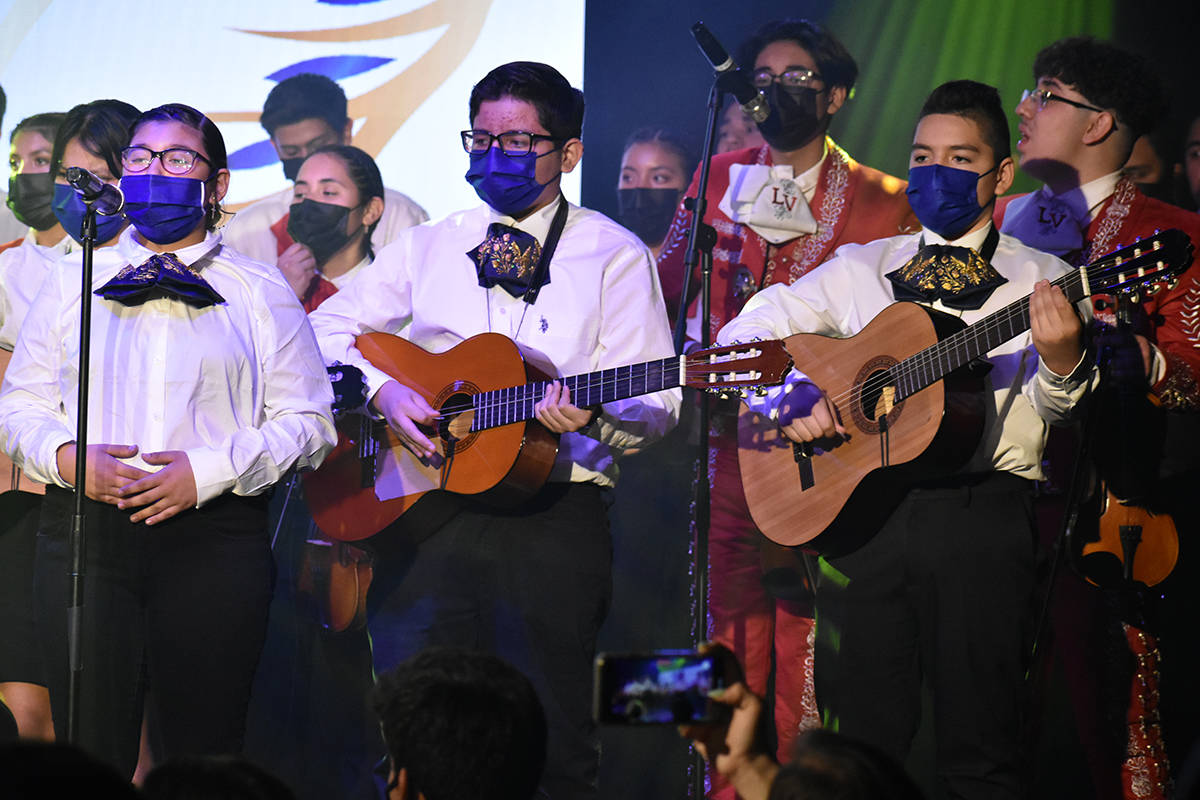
left=1029, top=279, right=1085, bottom=376
left=371, top=377, right=598, bottom=460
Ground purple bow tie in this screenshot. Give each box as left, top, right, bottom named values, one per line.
left=95, top=252, right=225, bottom=308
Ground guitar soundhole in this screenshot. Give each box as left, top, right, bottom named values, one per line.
left=850, top=356, right=902, bottom=434
left=435, top=389, right=480, bottom=454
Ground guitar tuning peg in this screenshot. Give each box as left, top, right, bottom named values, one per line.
left=1145, top=283, right=1162, bottom=296
left=755, top=387, right=768, bottom=396
left=1128, top=292, right=1140, bottom=304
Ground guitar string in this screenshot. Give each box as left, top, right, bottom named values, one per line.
left=421, top=242, right=1171, bottom=432
left=818, top=247, right=1172, bottom=410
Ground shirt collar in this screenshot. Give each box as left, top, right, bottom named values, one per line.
left=1045, top=170, right=1121, bottom=223
left=763, top=139, right=828, bottom=201
left=117, top=226, right=223, bottom=269
left=923, top=222, right=993, bottom=251
left=328, top=256, right=372, bottom=290
left=487, top=195, right=566, bottom=246
left=23, top=227, right=75, bottom=257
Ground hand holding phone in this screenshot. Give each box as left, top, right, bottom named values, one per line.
left=593, top=650, right=729, bottom=725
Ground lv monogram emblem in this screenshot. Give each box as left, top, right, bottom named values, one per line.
left=771, top=186, right=798, bottom=211
left=1037, top=206, right=1067, bottom=228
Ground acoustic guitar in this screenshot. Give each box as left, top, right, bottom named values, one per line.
left=305, top=332, right=792, bottom=541
left=737, top=230, right=1193, bottom=551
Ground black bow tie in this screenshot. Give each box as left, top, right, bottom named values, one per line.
left=95, top=252, right=225, bottom=308
left=886, top=231, right=1006, bottom=311
left=468, top=223, right=549, bottom=298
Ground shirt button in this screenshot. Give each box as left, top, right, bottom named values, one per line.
left=499, top=308, right=507, bottom=315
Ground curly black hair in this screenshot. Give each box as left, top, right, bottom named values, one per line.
left=1032, top=36, right=1166, bottom=140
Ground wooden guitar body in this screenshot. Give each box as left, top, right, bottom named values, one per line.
left=738, top=302, right=986, bottom=552
left=304, top=332, right=558, bottom=542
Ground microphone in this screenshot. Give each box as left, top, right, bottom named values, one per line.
left=65, top=166, right=124, bottom=216
left=691, top=21, right=770, bottom=123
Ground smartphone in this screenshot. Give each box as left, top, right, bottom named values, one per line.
left=593, top=650, right=729, bottom=725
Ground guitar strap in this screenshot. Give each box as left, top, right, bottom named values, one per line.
left=520, top=195, right=570, bottom=306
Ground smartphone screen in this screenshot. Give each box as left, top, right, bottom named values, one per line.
left=593, top=650, right=728, bottom=725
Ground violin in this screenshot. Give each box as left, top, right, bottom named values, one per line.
left=1079, top=485, right=1178, bottom=588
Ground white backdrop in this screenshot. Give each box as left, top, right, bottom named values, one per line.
left=0, top=0, right=584, bottom=220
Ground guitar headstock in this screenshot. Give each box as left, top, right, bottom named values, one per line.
left=1085, top=228, right=1194, bottom=300
left=684, top=340, right=793, bottom=395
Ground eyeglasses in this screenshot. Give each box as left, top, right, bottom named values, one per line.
left=1020, top=88, right=1117, bottom=129
left=751, top=67, right=822, bottom=90
left=460, top=130, right=562, bottom=156
left=121, top=146, right=211, bottom=175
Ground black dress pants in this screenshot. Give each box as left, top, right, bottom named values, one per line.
left=814, top=472, right=1037, bottom=800
left=366, top=482, right=613, bottom=800
left=35, top=487, right=274, bottom=778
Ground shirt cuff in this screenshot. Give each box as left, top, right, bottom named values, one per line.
left=1037, top=349, right=1091, bottom=387
left=185, top=446, right=237, bottom=507
left=37, top=433, right=77, bottom=490
left=743, top=368, right=807, bottom=419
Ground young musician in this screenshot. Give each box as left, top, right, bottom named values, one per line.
left=308, top=62, right=680, bottom=798
left=0, top=110, right=70, bottom=743
left=286, top=144, right=386, bottom=310
left=998, top=36, right=1200, bottom=796
left=656, top=18, right=917, bottom=767
left=0, top=103, right=138, bottom=745
left=718, top=80, right=1093, bottom=798
left=0, top=103, right=336, bottom=776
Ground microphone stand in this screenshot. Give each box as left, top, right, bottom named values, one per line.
left=67, top=203, right=100, bottom=743
left=671, top=75, right=727, bottom=800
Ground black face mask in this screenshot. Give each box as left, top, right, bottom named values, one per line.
left=616, top=188, right=680, bottom=246
left=756, top=84, right=823, bottom=152
left=287, top=198, right=357, bottom=265
left=281, top=156, right=306, bottom=182
left=7, top=172, right=59, bottom=231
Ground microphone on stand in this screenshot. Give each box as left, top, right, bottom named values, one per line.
left=690, top=21, right=770, bottom=123
left=65, top=166, right=124, bottom=216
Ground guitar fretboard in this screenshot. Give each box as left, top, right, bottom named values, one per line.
left=470, top=356, right=681, bottom=431
left=892, top=268, right=1087, bottom=400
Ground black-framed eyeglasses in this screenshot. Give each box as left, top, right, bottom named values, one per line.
left=460, top=129, right=562, bottom=156
left=751, top=67, right=823, bottom=90
left=121, top=146, right=211, bottom=175
left=1021, top=88, right=1117, bottom=129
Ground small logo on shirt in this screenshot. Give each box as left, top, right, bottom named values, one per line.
left=539, top=316, right=549, bottom=333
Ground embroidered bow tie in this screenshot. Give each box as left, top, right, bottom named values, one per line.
left=886, top=243, right=1007, bottom=311
left=468, top=223, right=548, bottom=298
left=95, top=252, right=225, bottom=308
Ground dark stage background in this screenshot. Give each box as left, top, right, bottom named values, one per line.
left=583, top=1, right=1200, bottom=798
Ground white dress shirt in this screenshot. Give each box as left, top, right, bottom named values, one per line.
left=0, top=227, right=337, bottom=506
left=0, top=228, right=75, bottom=351
left=718, top=224, right=1094, bottom=479
left=308, top=199, right=682, bottom=487
left=222, top=185, right=430, bottom=266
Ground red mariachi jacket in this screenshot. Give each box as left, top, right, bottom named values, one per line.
left=656, top=138, right=918, bottom=341
left=997, top=182, right=1200, bottom=410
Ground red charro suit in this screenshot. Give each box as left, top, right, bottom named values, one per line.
left=998, top=181, right=1200, bottom=800
left=657, top=139, right=916, bottom=775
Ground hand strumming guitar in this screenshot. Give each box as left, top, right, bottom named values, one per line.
left=372, top=380, right=438, bottom=459
left=777, top=379, right=849, bottom=450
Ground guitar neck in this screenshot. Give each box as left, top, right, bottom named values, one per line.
left=471, top=356, right=682, bottom=431
left=893, top=269, right=1084, bottom=400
